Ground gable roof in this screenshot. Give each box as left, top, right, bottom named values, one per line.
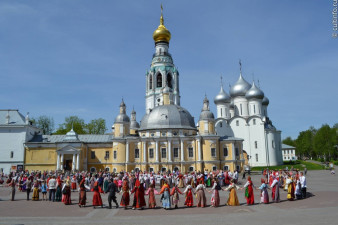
left=0, top=109, right=26, bottom=125
left=282, top=144, right=296, bottom=149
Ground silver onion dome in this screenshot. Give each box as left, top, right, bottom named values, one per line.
left=115, top=114, right=130, bottom=123
left=229, top=73, right=251, bottom=97
left=245, top=82, right=264, bottom=100
left=262, top=96, right=270, bottom=105
left=214, top=86, right=231, bottom=104
left=130, top=120, right=140, bottom=129
left=199, top=110, right=214, bottom=121
left=139, top=105, right=196, bottom=130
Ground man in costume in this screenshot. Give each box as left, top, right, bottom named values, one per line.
left=107, top=178, right=119, bottom=209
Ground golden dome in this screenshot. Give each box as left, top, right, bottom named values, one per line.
left=153, top=5, right=171, bottom=43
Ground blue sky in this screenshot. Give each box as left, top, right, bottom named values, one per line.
left=0, top=0, right=337, bottom=139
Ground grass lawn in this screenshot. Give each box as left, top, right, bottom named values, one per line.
left=251, top=160, right=325, bottom=171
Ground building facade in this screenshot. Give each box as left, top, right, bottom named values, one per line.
left=24, top=10, right=246, bottom=173
left=0, top=110, right=40, bottom=173
left=282, top=144, right=297, bottom=161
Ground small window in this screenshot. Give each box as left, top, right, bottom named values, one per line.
left=10, top=151, right=14, bottom=158
left=223, top=147, right=228, bottom=157
left=113, top=168, right=117, bottom=173
left=157, top=74, right=162, bottom=88
left=149, top=167, right=154, bottom=172
left=255, top=141, right=258, bottom=149
left=105, top=151, right=110, bottom=159
left=254, top=105, right=256, bottom=114
left=91, top=151, right=95, bottom=159
left=253, top=119, right=256, bottom=125
left=161, top=167, right=167, bottom=172
left=220, top=122, right=222, bottom=127
left=235, top=147, right=239, bottom=156
left=149, top=148, right=154, bottom=158
left=161, top=148, right=166, bottom=158
left=255, top=154, right=258, bottom=162
left=236, top=120, right=239, bottom=126
left=188, top=147, right=193, bottom=158
left=173, top=148, right=179, bottom=158
left=220, top=108, right=223, bottom=117
left=113, top=151, right=117, bottom=159
left=135, top=149, right=140, bottom=159
left=167, top=74, right=172, bottom=88
left=90, top=167, right=96, bottom=173
left=212, top=166, right=217, bottom=171
left=173, top=167, right=179, bottom=172
left=240, top=104, right=243, bottom=115
left=211, top=148, right=216, bottom=157
left=105, top=167, right=110, bottom=172
left=149, top=75, right=153, bottom=90
left=223, top=166, right=229, bottom=171
left=189, top=166, right=194, bottom=172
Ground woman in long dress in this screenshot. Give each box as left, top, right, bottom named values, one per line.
left=145, top=184, right=159, bottom=208
left=131, top=179, right=146, bottom=210
left=170, top=185, right=182, bottom=209
left=63, top=178, right=72, bottom=205
left=71, top=176, right=77, bottom=192
left=286, top=175, right=295, bottom=201
left=32, top=180, right=40, bottom=201
left=257, top=178, right=269, bottom=204
left=224, top=179, right=240, bottom=206
left=195, top=183, right=207, bottom=207
left=120, top=179, right=130, bottom=209
left=177, top=174, right=184, bottom=188
left=78, top=178, right=86, bottom=208
left=183, top=185, right=194, bottom=207
left=243, top=176, right=255, bottom=205
left=92, top=181, right=103, bottom=208
left=159, top=180, right=171, bottom=209
left=55, top=176, right=62, bottom=202
left=209, top=178, right=221, bottom=207
left=270, top=176, right=281, bottom=203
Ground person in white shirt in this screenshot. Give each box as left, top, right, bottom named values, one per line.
left=299, top=172, right=307, bottom=199
left=48, top=176, right=57, bottom=202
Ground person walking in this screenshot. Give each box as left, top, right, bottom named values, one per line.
left=107, top=178, right=119, bottom=209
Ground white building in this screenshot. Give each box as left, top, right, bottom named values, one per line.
left=0, top=110, right=40, bottom=174
left=213, top=66, right=283, bottom=167
left=282, top=144, right=297, bottom=161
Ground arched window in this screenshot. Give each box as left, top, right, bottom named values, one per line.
left=149, top=75, right=152, bottom=90
left=157, top=74, right=162, bottom=88
left=255, top=141, right=258, bottom=149
left=167, top=74, right=172, bottom=88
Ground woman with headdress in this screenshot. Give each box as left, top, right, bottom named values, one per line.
left=78, top=177, right=86, bottom=207
left=286, top=174, right=295, bottom=201
left=257, top=178, right=269, bottom=204
left=92, top=181, right=103, bottom=208
left=195, top=182, right=207, bottom=207
left=183, top=185, right=194, bottom=207
left=270, top=175, right=281, bottom=203
left=208, top=178, right=221, bottom=207
left=177, top=173, right=184, bottom=188
left=170, top=184, right=183, bottom=209
left=243, top=176, right=255, bottom=205
left=159, top=180, right=171, bottom=209
left=71, top=175, right=77, bottom=192
left=224, top=179, right=240, bottom=206
left=131, top=178, right=146, bottom=210
left=32, top=179, right=40, bottom=201
left=120, top=178, right=130, bottom=209
left=146, top=183, right=159, bottom=208
left=62, top=177, right=72, bottom=205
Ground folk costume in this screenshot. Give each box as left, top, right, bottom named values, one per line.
left=131, top=179, right=146, bottom=209
left=71, top=176, right=77, bottom=191
left=92, top=181, right=103, bottom=208
left=78, top=178, right=87, bottom=207
left=120, top=179, right=130, bottom=208
left=225, top=182, right=240, bottom=206
left=258, top=179, right=269, bottom=204
left=159, top=183, right=171, bottom=209
left=62, top=180, right=72, bottom=205
left=55, top=177, right=62, bottom=202
left=270, top=177, right=281, bottom=203
left=145, top=186, right=159, bottom=208
left=170, top=185, right=183, bottom=209
left=183, top=185, right=194, bottom=207
left=107, top=179, right=119, bottom=209
left=195, top=184, right=207, bottom=207
left=244, top=177, right=255, bottom=205
left=286, top=177, right=295, bottom=201
left=32, top=181, right=40, bottom=201
left=210, top=181, right=221, bottom=207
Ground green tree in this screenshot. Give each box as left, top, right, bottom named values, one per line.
left=295, top=129, right=315, bottom=159
left=55, top=116, right=87, bottom=134
left=313, top=124, right=337, bottom=161
left=283, top=136, right=295, bottom=147
left=86, top=118, right=107, bottom=134
left=34, top=116, right=55, bottom=135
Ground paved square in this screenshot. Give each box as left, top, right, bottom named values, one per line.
left=0, top=170, right=337, bottom=225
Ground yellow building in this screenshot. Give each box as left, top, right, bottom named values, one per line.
left=24, top=7, right=246, bottom=173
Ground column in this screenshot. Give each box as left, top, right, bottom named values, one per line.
left=72, top=154, right=76, bottom=171
left=155, top=141, right=159, bottom=162
left=180, top=140, right=184, bottom=161
left=168, top=140, right=172, bottom=162
left=60, top=153, right=64, bottom=170
left=197, top=139, right=202, bottom=161
left=232, top=143, right=236, bottom=160
left=76, top=153, right=79, bottom=170
left=56, top=154, right=60, bottom=170
left=126, top=141, right=129, bottom=163
left=143, top=142, right=147, bottom=162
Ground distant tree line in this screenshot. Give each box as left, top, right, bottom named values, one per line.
left=283, top=124, right=338, bottom=161
left=32, top=115, right=107, bottom=135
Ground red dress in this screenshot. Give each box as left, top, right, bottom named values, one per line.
left=63, top=185, right=72, bottom=205
left=184, top=189, right=193, bottom=207
left=245, top=181, right=255, bottom=205
left=92, top=185, right=103, bottom=206
left=131, top=184, right=146, bottom=208
left=120, top=181, right=130, bottom=207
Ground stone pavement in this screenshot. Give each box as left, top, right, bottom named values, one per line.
left=0, top=170, right=337, bottom=225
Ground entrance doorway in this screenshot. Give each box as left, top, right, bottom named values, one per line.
left=64, top=160, right=72, bottom=171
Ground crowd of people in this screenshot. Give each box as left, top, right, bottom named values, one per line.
left=0, top=168, right=307, bottom=210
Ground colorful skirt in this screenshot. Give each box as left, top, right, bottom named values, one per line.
left=211, top=189, right=220, bottom=207
left=32, top=187, right=39, bottom=201
left=92, top=191, right=103, bottom=206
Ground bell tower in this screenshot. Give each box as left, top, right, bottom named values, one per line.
left=145, top=5, right=180, bottom=113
